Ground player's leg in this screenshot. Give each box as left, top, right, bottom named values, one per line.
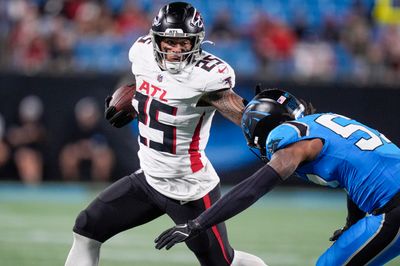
left=230, top=250, right=268, bottom=266
left=165, top=184, right=267, bottom=266
left=317, top=206, right=400, bottom=266
left=65, top=232, right=101, bottom=266
left=65, top=172, right=164, bottom=266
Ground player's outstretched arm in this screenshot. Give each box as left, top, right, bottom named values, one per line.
left=154, top=139, right=323, bottom=250
left=201, top=89, right=246, bottom=126
left=155, top=164, right=281, bottom=250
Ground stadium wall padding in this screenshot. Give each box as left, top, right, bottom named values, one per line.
left=0, top=74, right=399, bottom=184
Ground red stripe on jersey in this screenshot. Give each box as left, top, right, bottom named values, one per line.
left=144, top=96, right=150, bottom=125
left=172, top=107, right=178, bottom=154
left=140, top=95, right=151, bottom=146
left=203, top=193, right=232, bottom=265
left=189, top=113, right=205, bottom=172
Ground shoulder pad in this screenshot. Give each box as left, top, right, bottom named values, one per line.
left=129, top=35, right=152, bottom=62
left=266, top=121, right=310, bottom=159
left=195, top=53, right=236, bottom=92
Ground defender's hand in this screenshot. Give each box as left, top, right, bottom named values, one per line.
left=155, top=220, right=202, bottom=250
left=329, top=225, right=349, bottom=241
left=104, top=95, right=133, bottom=128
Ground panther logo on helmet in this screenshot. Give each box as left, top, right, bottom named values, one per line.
left=241, top=89, right=307, bottom=159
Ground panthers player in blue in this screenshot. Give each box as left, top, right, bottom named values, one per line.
left=155, top=88, right=400, bottom=265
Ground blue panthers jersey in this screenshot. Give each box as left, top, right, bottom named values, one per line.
left=266, top=113, right=400, bottom=213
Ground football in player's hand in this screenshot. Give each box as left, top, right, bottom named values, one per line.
left=109, top=83, right=136, bottom=115
left=105, top=83, right=137, bottom=128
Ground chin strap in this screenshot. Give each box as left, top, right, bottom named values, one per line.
left=249, top=147, right=262, bottom=161
left=201, top=40, right=215, bottom=46
left=249, top=147, right=269, bottom=163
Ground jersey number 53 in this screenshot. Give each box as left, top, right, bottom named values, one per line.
left=316, top=114, right=391, bottom=151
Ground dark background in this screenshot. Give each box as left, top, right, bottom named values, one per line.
left=1, top=73, right=398, bottom=184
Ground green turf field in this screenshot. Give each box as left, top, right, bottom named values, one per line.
left=0, top=183, right=399, bottom=266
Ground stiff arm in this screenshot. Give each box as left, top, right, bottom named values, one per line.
left=196, top=139, right=322, bottom=228
left=155, top=139, right=323, bottom=249
left=200, top=89, right=246, bottom=126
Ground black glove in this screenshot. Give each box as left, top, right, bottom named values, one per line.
left=330, top=196, right=366, bottom=242
left=104, top=95, right=134, bottom=128
left=329, top=224, right=349, bottom=241
left=155, top=220, right=202, bottom=250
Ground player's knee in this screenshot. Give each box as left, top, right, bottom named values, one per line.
left=316, top=249, right=335, bottom=266
left=73, top=208, right=101, bottom=242
left=72, top=199, right=114, bottom=243
left=73, top=210, right=89, bottom=234
left=185, top=233, right=211, bottom=254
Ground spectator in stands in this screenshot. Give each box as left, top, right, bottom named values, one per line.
left=1, top=0, right=400, bottom=84
left=114, top=1, right=149, bottom=37
left=248, top=12, right=297, bottom=75
left=48, top=14, right=76, bottom=72
left=379, top=25, right=400, bottom=84
left=59, top=97, right=114, bottom=182
left=0, top=114, right=17, bottom=179
left=7, top=1, right=49, bottom=73
left=6, top=95, right=47, bottom=184
left=341, top=12, right=371, bottom=59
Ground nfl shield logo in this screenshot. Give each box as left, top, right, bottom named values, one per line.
left=277, top=95, right=287, bottom=104
left=157, top=74, right=163, bottom=82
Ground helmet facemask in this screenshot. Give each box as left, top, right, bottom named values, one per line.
left=243, top=110, right=291, bottom=162
left=151, top=30, right=204, bottom=74
left=150, top=2, right=206, bottom=74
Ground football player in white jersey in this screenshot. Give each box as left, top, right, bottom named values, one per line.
left=65, top=2, right=267, bottom=266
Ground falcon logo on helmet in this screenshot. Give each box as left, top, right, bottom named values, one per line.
left=191, top=10, right=204, bottom=28
left=152, top=15, right=162, bottom=27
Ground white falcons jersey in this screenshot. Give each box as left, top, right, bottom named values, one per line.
left=128, top=35, right=236, bottom=201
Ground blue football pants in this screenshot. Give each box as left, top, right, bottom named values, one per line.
left=317, top=206, right=400, bottom=265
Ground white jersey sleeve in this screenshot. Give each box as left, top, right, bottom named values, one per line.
left=129, top=35, right=155, bottom=76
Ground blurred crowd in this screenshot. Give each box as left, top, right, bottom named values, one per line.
left=0, top=0, right=400, bottom=84
left=0, top=0, right=399, bottom=184
left=0, top=94, right=120, bottom=184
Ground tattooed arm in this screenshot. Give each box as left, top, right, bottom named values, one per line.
left=199, top=89, right=245, bottom=126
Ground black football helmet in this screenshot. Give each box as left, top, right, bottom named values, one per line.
left=241, top=89, right=306, bottom=157
left=150, top=2, right=205, bottom=73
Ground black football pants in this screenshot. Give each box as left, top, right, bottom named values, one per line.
left=73, top=171, right=234, bottom=266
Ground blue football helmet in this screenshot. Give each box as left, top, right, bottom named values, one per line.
left=241, top=89, right=305, bottom=155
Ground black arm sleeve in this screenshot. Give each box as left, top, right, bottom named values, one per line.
left=346, top=195, right=366, bottom=225
left=195, top=164, right=281, bottom=229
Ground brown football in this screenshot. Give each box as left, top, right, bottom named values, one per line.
left=109, top=83, right=136, bottom=117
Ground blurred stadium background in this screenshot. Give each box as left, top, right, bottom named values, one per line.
left=0, top=0, right=400, bottom=265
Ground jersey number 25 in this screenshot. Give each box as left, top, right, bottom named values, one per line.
left=135, top=92, right=177, bottom=154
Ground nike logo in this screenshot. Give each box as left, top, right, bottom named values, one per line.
left=218, top=66, right=227, bottom=73
left=172, top=231, right=189, bottom=237
left=176, top=224, right=188, bottom=229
